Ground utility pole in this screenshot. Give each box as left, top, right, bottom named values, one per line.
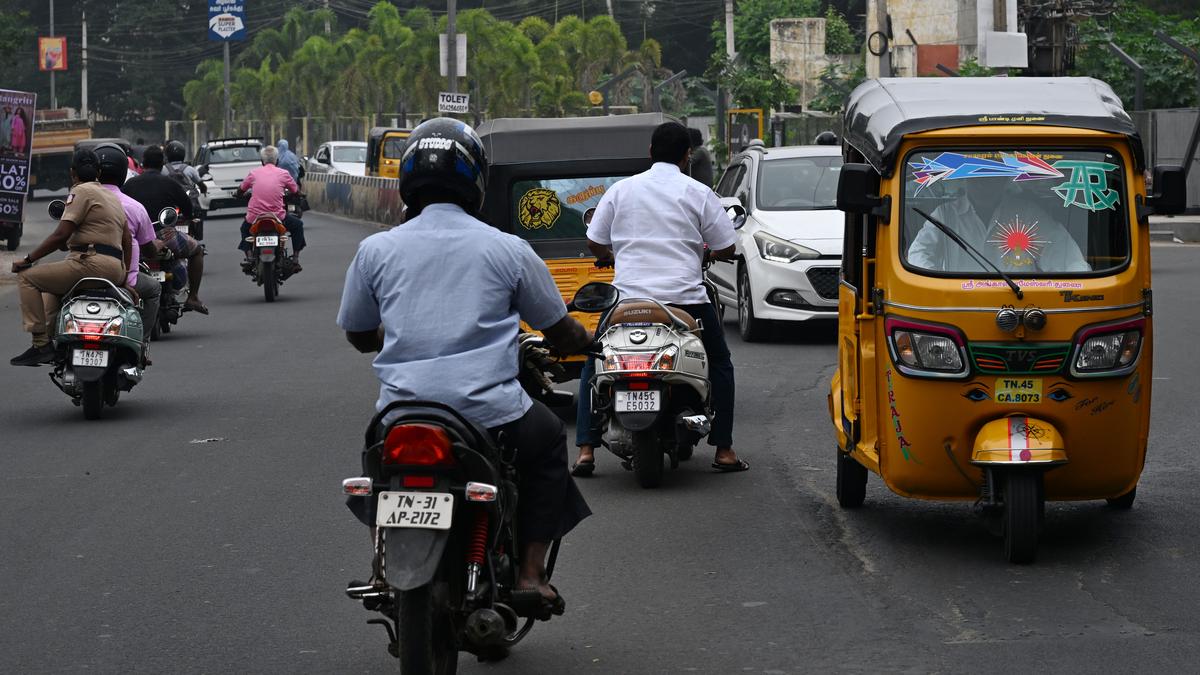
left=223, top=42, right=231, bottom=135
left=875, top=0, right=891, bottom=77
left=49, top=0, right=57, bottom=109
left=607, top=0, right=614, bottom=17
left=447, top=0, right=458, bottom=94
left=724, top=0, right=735, bottom=59
left=324, top=0, right=331, bottom=34
left=993, top=0, right=1008, bottom=32
left=81, top=10, right=88, bottom=118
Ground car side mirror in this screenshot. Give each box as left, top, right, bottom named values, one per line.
left=48, top=199, right=66, bottom=220
left=836, top=163, right=890, bottom=222
left=719, top=197, right=747, bottom=229
left=157, top=207, right=179, bottom=228
left=1148, top=164, right=1187, bottom=216
left=567, top=282, right=619, bottom=313
left=197, top=164, right=208, bottom=176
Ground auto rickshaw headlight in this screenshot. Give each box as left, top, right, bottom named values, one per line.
left=886, top=318, right=969, bottom=378
left=1071, top=318, right=1144, bottom=377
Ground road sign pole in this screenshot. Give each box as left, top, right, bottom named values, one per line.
left=447, top=0, right=458, bottom=95
left=223, top=41, right=231, bottom=136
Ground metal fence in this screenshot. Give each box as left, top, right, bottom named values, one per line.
left=161, top=114, right=421, bottom=160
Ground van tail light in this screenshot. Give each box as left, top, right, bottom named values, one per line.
left=885, top=317, right=968, bottom=379
left=1071, top=317, right=1145, bottom=377
left=382, top=424, right=456, bottom=466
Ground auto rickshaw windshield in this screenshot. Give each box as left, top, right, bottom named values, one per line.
left=901, top=147, right=1130, bottom=276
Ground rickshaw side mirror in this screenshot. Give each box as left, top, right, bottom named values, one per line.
left=1148, top=165, right=1187, bottom=216
left=837, top=163, right=890, bottom=222
left=568, top=282, right=619, bottom=313
left=48, top=199, right=66, bottom=220
left=719, top=197, right=748, bottom=229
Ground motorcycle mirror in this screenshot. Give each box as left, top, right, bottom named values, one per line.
left=48, top=199, right=66, bottom=220
left=568, top=282, right=619, bottom=314
left=583, top=207, right=596, bottom=226
left=157, top=207, right=179, bottom=228
left=720, top=197, right=748, bottom=230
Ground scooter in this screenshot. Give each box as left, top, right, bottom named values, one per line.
left=45, top=201, right=147, bottom=419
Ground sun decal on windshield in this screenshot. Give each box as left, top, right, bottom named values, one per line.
left=987, top=216, right=1049, bottom=268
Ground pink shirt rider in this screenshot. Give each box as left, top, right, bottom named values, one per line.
left=240, top=164, right=298, bottom=223
left=102, top=183, right=156, bottom=287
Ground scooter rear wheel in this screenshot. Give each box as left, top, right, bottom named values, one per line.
left=81, top=381, right=104, bottom=420
left=632, top=430, right=664, bottom=488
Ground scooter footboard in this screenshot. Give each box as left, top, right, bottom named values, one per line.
left=971, top=415, right=1067, bottom=466
left=381, top=527, right=450, bottom=592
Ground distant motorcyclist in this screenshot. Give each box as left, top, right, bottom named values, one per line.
left=122, top=145, right=210, bottom=315
left=336, top=118, right=593, bottom=612
left=276, top=139, right=301, bottom=183
left=95, top=142, right=162, bottom=333
left=236, top=145, right=306, bottom=270
left=162, top=140, right=207, bottom=196
left=10, top=148, right=132, bottom=366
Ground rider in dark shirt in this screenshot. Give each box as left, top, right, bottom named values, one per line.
left=122, top=147, right=194, bottom=222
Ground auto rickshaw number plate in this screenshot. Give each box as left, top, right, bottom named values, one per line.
left=995, top=378, right=1042, bottom=404
left=375, top=491, right=454, bottom=530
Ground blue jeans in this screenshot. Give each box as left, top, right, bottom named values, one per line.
left=576, top=301, right=734, bottom=448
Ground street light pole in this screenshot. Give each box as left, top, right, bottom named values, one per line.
left=81, top=10, right=88, bottom=119
left=49, top=0, right=57, bottom=109
left=447, top=0, right=458, bottom=94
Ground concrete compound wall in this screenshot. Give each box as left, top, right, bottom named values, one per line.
left=305, top=172, right=403, bottom=226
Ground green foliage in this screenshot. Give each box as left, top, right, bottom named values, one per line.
left=823, top=8, right=857, bottom=55
left=808, top=60, right=866, bottom=113
left=1073, top=0, right=1200, bottom=109
left=708, top=54, right=798, bottom=112
left=709, top=0, right=821, bottom=60
left=956, top=57, right=995, bottom=77
left=0, top=9, right=33, bottom=68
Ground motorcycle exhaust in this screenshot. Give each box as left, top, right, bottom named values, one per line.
left=465, top=608, right=508, bottom=646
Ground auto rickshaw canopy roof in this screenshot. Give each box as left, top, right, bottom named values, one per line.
left=843, top=77, right=1144, bottom=176
left=477, top=113, right=676, bottom=164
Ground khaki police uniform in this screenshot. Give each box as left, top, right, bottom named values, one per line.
left=18, top=181, right=127, bottom=345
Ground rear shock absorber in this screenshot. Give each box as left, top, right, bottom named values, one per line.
left=465, top=508, right=489, bottom=598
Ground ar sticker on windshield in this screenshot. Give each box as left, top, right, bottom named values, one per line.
left=910, top=151, right=1063, bottom=194
left=518, top=188, right=562, bottom=230
left=987, top=216, right=1049, bottom=268
left=1051, top=160, right=1120, bottom=211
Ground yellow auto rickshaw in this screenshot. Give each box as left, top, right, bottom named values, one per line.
left=829, top=77, right=1189, bottom=563
left=477, top=113, right=676, bottom=380
left=366, top=127, right=411, bottom=178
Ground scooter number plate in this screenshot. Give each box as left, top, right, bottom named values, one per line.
left=72, top=349, right=109, bottom=368
left=615, top=390, right=661, bottom=412
left=375, top=491, right=454, bottom=530
left=255, top=236, right=279, bottom=247
left=151, top=271, right=167, bottom=282
left=175, top=224, right=189, bottom=236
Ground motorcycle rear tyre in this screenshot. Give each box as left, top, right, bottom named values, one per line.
left=397, top=583, right=458, bottom=675
left=262, top=261, right=277, bottom=303
left=81, top=381, right=104, bottom=420
left=632, top=430, right=664, bottom=489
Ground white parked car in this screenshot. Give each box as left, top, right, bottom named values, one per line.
left=195, top=138, right=263, bottom=213
left=707, top=144, right=844, bottom=341
left=305, top=141, right=368, bottom=176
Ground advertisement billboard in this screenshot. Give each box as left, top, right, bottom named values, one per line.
left=208, top=1, right=247, bottom=41
left=0, top=89, right=38, bottom=225
left=38, top=37, right=67, bottom=72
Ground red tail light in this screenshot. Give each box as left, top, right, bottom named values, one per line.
left=383, top=424, right=456, bottom=466
left=249, top=219, right=286, bottom=235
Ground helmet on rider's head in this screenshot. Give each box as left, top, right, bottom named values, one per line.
left=165, top=140, right=187, bottom=163
left=398, top=118, right=488, bottom=216
left=94, top=142, right=129, bottom=186
left=814, top=131, right=839, bottom=146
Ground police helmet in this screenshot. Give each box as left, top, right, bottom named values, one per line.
left=165, top=140, right=187, bottom=163
left=398, top=118, right=488, bottom=214
left=814, top=131, right=839, bottom=146
left=94, top=142, right=129, bottom=186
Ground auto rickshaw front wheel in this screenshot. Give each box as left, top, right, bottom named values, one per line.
left=836, top=449, right=867, bottom=508
left=1106, top=487, right=1137, bottom=510
left=1002, top=470, right=1044, bottom=564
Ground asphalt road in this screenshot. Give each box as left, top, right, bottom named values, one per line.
left=2, top=207, right=1200, bottom=673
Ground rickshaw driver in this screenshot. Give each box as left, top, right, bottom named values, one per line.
left=908, top=177, right=1089, bottom=273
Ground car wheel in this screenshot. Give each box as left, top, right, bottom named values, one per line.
left=737, top=265, right=771, bottom=342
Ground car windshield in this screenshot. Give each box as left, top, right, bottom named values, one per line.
left=901, top=147, right=1129, bottom=277
left=510, top=175, right=630, bottom=241
left=756, top=155, right=842, bottom=210
left=207, top=146, right=260, bottom=164
left=383, top=137, right=408, bottom=159
left=333, top=146, right=367, bottom=163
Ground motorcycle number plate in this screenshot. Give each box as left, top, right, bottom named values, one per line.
left=176, top=224, right=189, bottom=236
left=375, top=491, right=454, bottom=530
left=71, top=349, right=109, bottom=368
left=615, top=390, right=661, bottom=412
left=255, top=236, right=279, bottom=247
left=152, top=271, right=167, bottom=282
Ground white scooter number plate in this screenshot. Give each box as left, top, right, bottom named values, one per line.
left=152, top=270, right=167, bottom=282
left=175, top=224, right=189, bottom=236
left=255, top=235, right=279, bottom=247
left=72, top=349, right=109, bottom=368
left=615, top=390, right=661, bottom=412
left=375, top=491, right=454, bottom=530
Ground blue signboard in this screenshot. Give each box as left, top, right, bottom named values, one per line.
left=208, top=1, right=247, bottom=42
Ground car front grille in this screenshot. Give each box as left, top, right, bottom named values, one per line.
left=805, top=267, right=841, bottom=300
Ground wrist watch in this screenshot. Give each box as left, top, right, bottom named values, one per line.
left=22, top=255, right=32, bottom=265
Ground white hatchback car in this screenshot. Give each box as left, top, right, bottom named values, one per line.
left=305, top=141, right=368, bottom=176
left=707, top=144, right=843, bottom=341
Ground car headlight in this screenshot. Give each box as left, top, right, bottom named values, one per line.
left=753, top=231, right=819, bottom=263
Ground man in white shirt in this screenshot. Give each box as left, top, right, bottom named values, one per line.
left=572, top=122, right=749, bottom=475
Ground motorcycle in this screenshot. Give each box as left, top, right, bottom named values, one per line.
left=45, top=201, right=147, bottom=419
left=242, top=213, right=297, bottom=302
left=343, top=282, right=617, bottom=674
left=142, top=209, right=188, bottom=340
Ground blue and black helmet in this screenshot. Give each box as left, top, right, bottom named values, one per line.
left=398, top=118, right=488, bottom=213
